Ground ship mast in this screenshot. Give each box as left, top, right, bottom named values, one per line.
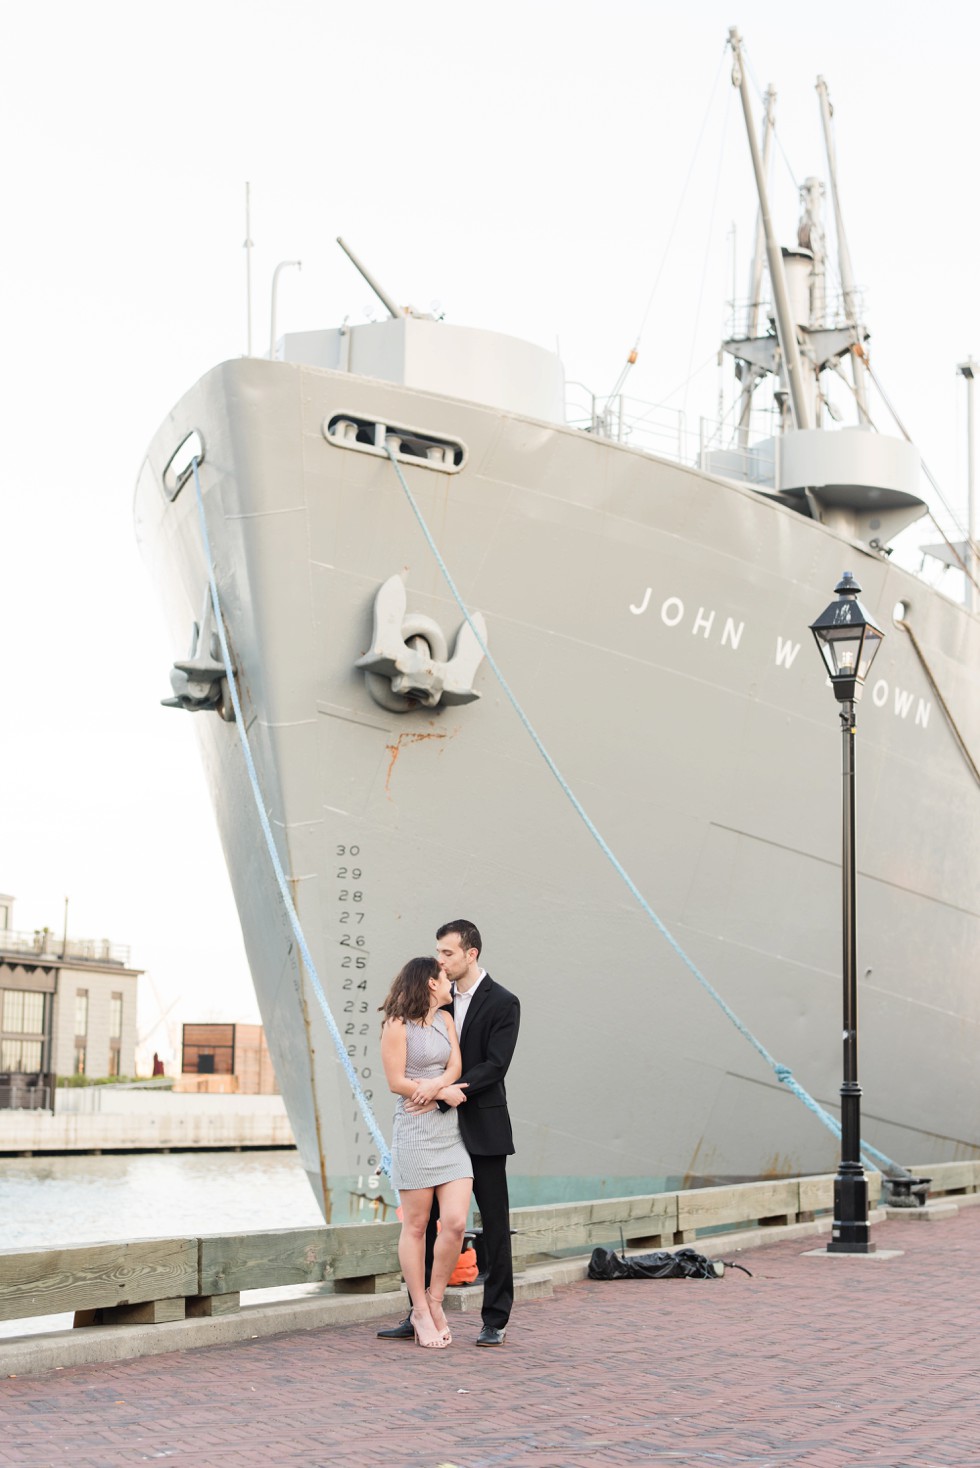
left=708, top=32, right=926, bottom=548
left=816, top=77, right=871, bottom=425
left=728, top=27, right=811, bottom=431
left=737, top=84, right=776, bottom=448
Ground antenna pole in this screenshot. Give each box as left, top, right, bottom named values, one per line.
left=816, top=78, right=870, bottom=424
left=958, top=359, right=977, bottom=613
left=336, top=237, right=404, bottom=320
left=244, top=182, right=254, bottom=356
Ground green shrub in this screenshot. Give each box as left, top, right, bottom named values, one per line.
left=57, top=1075, right=136, bottom=1088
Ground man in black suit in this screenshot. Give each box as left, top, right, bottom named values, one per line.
left=377, top=918, right=520, bottom=1346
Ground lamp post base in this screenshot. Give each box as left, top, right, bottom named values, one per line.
left=827, top=1172, right=875, bottom=1253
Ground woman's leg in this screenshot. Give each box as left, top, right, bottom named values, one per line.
left=398, top=1187, right=442, bottom=1343
left=427, top=1175, right=473, bottom=1331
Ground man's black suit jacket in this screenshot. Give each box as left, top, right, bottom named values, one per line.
left=443, top=973, right=520, bottom=1157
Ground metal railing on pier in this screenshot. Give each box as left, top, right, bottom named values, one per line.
left=0, top=1081, right=50, bottom=1111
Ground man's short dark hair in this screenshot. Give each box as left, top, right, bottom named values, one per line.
left=437, top=919, right=482, bottom=958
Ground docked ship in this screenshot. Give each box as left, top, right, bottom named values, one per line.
left=135, top=31, right=979, bottom=1221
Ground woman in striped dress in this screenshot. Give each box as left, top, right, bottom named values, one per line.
left=380, top=956, right=473, bottom=1349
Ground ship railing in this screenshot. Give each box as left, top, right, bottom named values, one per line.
left=566, top=383, right=974, bottom=605
left=565, top=384, right=779, bottom=482
left=0, top=928, right=131, bottom=966
left=724, top=286, right=864, bottom=343
left=2, top=1163, right=977, bottom=1357
left=565, top=383, right=690, bottom=462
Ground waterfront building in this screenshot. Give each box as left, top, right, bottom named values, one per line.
left=0, top=895, right=141, bottom=1109
left=177, top=1023, right=279, bottom=1095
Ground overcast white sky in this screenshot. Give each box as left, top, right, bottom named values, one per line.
left=1, top=0, right=977, bottom=1062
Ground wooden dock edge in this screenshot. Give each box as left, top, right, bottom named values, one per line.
left=2, top=1162, right=978, bottom=1376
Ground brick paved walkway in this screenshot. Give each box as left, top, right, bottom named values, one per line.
left=3, top=1207, right=980, bottom=1468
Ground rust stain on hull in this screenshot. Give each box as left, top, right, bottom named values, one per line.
left=384, top=729, right=452, bottom=792
left=298, top=963, right=332, bottom=1224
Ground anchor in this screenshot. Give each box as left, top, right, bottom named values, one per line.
left=162, top=588, right=235, bottom=720
left=357, top=575, right=487, bottom=713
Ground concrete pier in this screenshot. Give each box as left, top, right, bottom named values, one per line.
left=0, top=1092, right=293, bottom=1154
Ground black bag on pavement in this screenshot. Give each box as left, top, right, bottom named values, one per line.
left=587, top=1245, right=750, bottom=1280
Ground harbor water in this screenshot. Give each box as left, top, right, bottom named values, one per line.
left=0, top=1149, right=363, bottom=1340
left=0, top=1149, right=329, bottom=1253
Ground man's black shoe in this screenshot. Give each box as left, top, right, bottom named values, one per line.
left=475, top=1325, right=506, bottom=1347
left=376, top=1314, right=414, bottom=1340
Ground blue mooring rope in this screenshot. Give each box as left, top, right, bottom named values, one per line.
left=382, top=445, right=905, bottom=1180
left=191, top=459, right=394, bottom=1184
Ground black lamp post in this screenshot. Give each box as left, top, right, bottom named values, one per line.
left=809, top=571, right=885, bottom=1254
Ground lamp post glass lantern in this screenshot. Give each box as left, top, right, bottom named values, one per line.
left=810, top=571, right=884, bottom=699
left=809, top=571, right=884, bottom=1254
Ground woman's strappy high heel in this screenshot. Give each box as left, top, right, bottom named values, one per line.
left=426, top=1289, right=452, bottom=1344
left=411, top=1307, right=448, bottom=1349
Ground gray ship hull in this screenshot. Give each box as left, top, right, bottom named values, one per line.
left=136, top=356, right=980, bottom=1221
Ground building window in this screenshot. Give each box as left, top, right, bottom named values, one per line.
left=182, top=1024, right=235, bottom=1076
left=1, top=1038, right=43, bottom=1070
left=0, top=989, right=46, bottom=1073
left=3, top=990, right=45, bottom=1035
left=108, top=993, right=123, bottom=1077
left=75, top=989, right=89, bottom=1075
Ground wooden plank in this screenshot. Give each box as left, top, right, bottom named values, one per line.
left=333, top=1272, right=402, bottom=1294
left=0, top=1238, right=197, bottom=1324
left=586, top=1199, right=637, bottom=1226
left=186, top=1292, right=241, bottom=1317
left=908, top=1160, right=978, bottom=1195
left=197, top=1223, right=401, bottom=1294
left=621, top=1193, right=678, bottom=1248
left=676, top=1180, right=801, bottom=1235
left=799, top=1174, right=835, bottom=1214
left=798, top=1171, right=887, bottom=1213
left=507, top=1204, right=595, bottom=1259
left=506, top=1195, right=679, bottom=1261
left=100, top=1298, right=186, bottom=1325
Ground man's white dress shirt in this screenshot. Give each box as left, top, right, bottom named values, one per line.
left=453, top=969, right=486, bottom=1037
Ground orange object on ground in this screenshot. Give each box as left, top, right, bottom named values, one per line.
left=448, top=1247, right=479, bottom=1285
